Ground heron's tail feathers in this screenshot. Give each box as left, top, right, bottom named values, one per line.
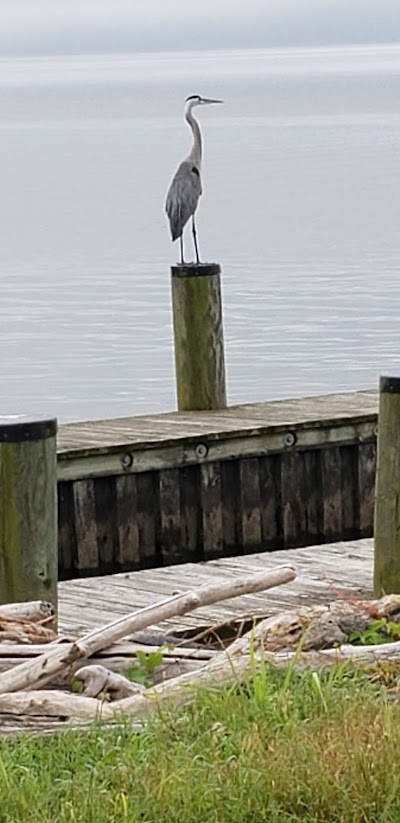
left=166, top=206, right=183, bottom=242
left=170, top=226, right=182, bottom=242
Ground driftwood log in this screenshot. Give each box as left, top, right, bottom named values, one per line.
left=110, top=595, right=400, bottom=720
left=74, top=665, right=146, bottom=699
left=3, top=595, right=400, bottom=723
left=0, top=601, right=58, bottom=648
left=0, top=601, right=55, bottom=622
left=0, top=690, right=115, bottom=720
left=0, top=567, right=296, bottom=695
left=4, top=581, right=400, bottom=725
left=0, top=641, right=217, bottom=676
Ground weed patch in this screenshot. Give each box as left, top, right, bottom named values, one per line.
left=0, top=666, right=398, bottom=823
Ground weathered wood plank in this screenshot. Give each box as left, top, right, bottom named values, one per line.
left=303, top=450, right=324, bottom=544
left=281, top=451, right=307, bottom=547
left=259, top=455, right=283, bottom=550
left=180, top=466, right=202, bottom=560
left=57, top=420, right=377, bottom=483
left=73, top=479, right=98, bottom=571
left=159, top=468, right=183, bottom=565
left=115, top=474, right=140, bottom=569
left=58, top=481, right=77, bottom=579
left=220, top=459, right=240, bottom=553
left=340, top=445, right=360, bottom=540
left=58, top=538, right=375, bottom=637
left=359, top=442, right=376, bottom=536
left=201, top=462, right=223, bottom=559
left=57, top=390, right=377, bottom=460
left=239, top=457, right=262, bottom=550
left=94, top=477, right=118, bottom=572
left=136, top=472, right=158, bottom=567
left=321, top=447, right=342, bottom=540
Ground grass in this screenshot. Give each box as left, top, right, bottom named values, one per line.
left=0, top=664, right=400, bottom=823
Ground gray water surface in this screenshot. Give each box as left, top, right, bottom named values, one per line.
left=0, top=44, right=399, bottom=421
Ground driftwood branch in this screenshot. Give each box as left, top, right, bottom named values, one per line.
left=0, top=616, right=58, bottom=645
left=0, top=566, right=295, bottom=694
left=74, top=665, right=146, bottom=699
left=0, top=642, right=217, bottom=683
left=109, top=597, right=400, bottom=720
left=112, top=612, right=283, bottom=719
left=0, top=601, right=55, bottom=622
left=5, top=619, right=400, bottom=723
left=0, top=690, right=115, bottom=720
left=0, top=641, right=216, bottom=662
left=274, top=639, right=400, bottom=668
left=4, top=594, right=400, bottom=723
left=75, top=567, right=296, bottom=659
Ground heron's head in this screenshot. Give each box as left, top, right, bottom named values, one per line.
left=185, top=95, right=223, bottom=112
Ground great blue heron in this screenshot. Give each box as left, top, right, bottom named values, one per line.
left=165, top=94, right=223, bottom=265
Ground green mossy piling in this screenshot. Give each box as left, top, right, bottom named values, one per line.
left=0, top=417, right=58, bottom=618
left=171, top=264, right=227, bottom=411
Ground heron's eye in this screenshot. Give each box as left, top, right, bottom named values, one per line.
left=191, top=167, right=200, bottom=176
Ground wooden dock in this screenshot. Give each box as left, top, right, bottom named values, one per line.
left=58, top=537, right=374, bottom=637
left=56, top=390, right=377, bottom=578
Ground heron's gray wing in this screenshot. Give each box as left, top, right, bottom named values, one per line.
left=165, top=160, right=202, bottom=241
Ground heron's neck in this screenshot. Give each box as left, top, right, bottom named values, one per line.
left=185, top=107, right=202, bottom=167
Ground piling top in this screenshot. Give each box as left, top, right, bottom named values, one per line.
left=380, top=376, right=400, bottom=395
left=171, top=263, right=221, bottom=278
left=0, top=416, right=57, bottom=443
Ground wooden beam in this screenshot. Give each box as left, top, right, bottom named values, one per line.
left=56, top=389, right=378, bottom=460
left=374, top=376, right=400, bottom=595
left=171, top=264, right=227, bottom=411
left=0, top=417, right=58, bottom=617
left=0, top=566, right=296, bottom=694
left=57, top=420, right=377, bottom=482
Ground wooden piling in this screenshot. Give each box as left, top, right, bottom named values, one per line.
left=374, top=376, right=400, bottom=595
left=171, top=263, right=227, bottom=410
left=0, top=417, right=58, bottom=613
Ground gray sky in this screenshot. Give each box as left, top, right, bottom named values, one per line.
left=0, top=0, right=399, bottom=55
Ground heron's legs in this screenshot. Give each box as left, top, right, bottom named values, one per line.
left=192, top=215, right=200, bottom=264
left=179, top=234, right=184, bottom=266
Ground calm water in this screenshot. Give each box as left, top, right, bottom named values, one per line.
left=0, top=44, right=399, bottom=421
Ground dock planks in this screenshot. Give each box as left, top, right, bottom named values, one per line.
left=55, top=390, right=378, bottom=577
left=0, top=539, right=375, bottom=736
left=58, top=390, right=377, bottom=459
left=58, top=538, right=374, bottom=636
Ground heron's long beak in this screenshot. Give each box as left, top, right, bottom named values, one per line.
left=202, top=97, right=224, bottom=105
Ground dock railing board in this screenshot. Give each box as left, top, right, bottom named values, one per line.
left=56, top=389, right=378, bottom=579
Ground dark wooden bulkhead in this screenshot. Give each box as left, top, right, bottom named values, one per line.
left=57, top=390, right=378, bottom=579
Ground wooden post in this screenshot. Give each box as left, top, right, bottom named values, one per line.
left=171, top=263, right=227, bottom=410
left=374, top=376, right=400, bottom=596
left=0, top=417, right=58, bottom=614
